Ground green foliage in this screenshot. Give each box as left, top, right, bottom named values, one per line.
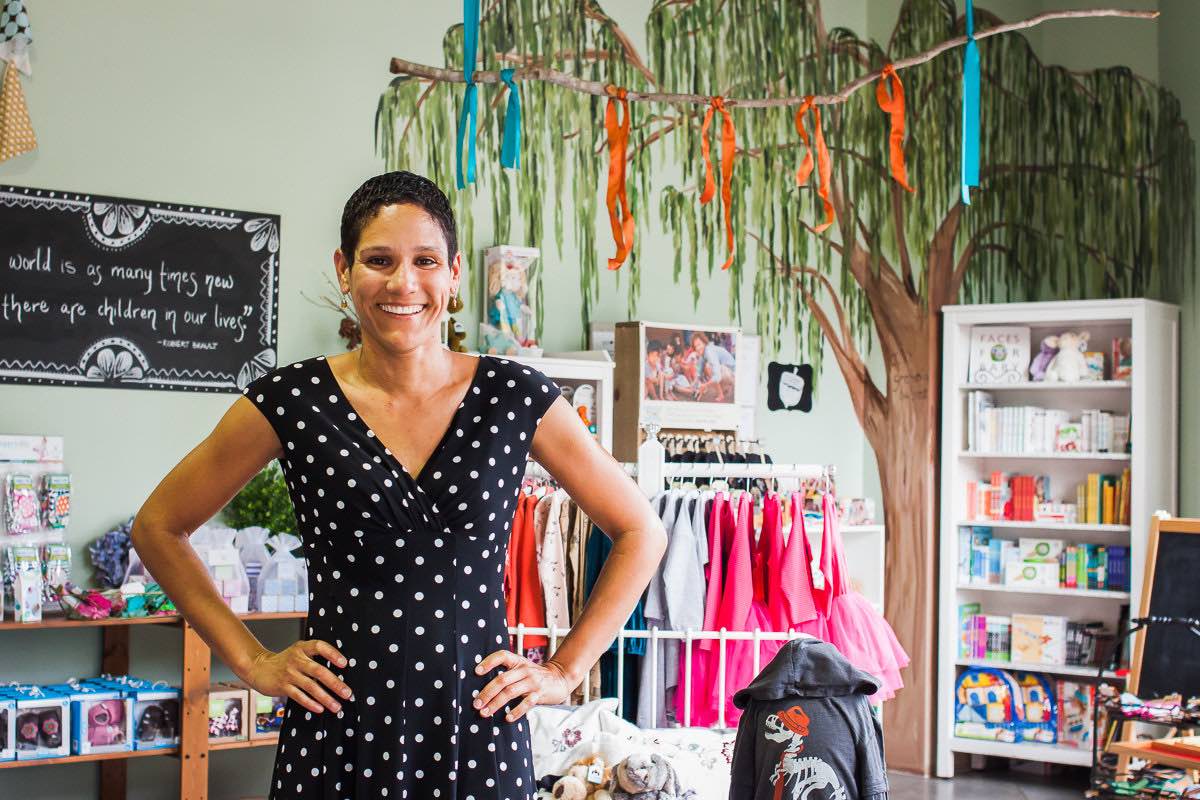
left=222, top=462, right=296, bottom=535
left=378, top=0, right=1194, bottom=368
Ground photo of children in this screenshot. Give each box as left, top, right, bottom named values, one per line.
left=644, top=326, right=737, bottom=404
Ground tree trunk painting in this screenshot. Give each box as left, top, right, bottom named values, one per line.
left=378, top=0, right=1194, bottom=773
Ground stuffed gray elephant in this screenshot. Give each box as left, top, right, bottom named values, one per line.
left=609, top=753, right=695, bottom=800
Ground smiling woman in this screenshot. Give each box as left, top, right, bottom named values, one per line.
left=130, top=172, right=666, bottom=800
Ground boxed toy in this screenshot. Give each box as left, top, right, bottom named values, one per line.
left=1012, top=613, right=1067, bottom=665
left=208, top=683, right=249, bottom=744
left=1019, top=537, right=1064, bottom=564
left=1056, top=680, right=1095, bottom=748
left=0, top=692, right=15, bottom=761
left=63, top=684, right=131, bottom=755
left=251, top=688, right=286, bottom=740
left=10, top=686, right=70, bottom=760
left=953, top=667, right=1020, bottom=743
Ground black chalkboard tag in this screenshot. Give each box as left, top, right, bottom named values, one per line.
left=1129, top=515, right=1200, bottom=700
left=766, top=361, right=813, bottom=412
left=1, top=185, right=279, bottom=393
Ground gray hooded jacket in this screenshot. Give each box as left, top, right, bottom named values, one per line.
left=728, top=638, right=888, bottom=800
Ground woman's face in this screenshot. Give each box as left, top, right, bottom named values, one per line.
left=335, top=203, right=461, bottom=354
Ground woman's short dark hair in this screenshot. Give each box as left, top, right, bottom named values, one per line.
left=340, top=171, right=458, bottom=264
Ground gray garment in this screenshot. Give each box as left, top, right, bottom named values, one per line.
left=729, top=639, right=889, bottom=800
left=636, top=491, right=681, bottom=727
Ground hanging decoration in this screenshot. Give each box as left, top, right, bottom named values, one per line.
left=961, top=0, right=981, bottom=204
left=767, top=362, right=814, bottom=413
left=0, top=0, right=34, bottom=164
left=700, top=96, right=736, bottom=270
left=794, top=96, right=833, bottom=233
left=499, top=68, right=521, bottom=170
left=604, top=85, right=634, bottom=270
left=455, top=0, right=481, bottom=189
left=875, top=65, right=914, bottom=192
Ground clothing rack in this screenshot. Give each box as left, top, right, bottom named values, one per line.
left=509, top=623, right=814, bottom=730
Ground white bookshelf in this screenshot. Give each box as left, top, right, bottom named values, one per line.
left=936, top=299, right=1178, bottom=777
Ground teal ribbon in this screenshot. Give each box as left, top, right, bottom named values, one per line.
left=961, top=0, right=980, bottom=204
left=455, top=0, right=481, bottom=190
left=500, top=68, right=521, bottom=170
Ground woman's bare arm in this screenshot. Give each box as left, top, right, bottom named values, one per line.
left=131, top=397, right=350, bottom=713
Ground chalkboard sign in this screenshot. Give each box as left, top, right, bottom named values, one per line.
left=1130, top=516, right=1200, bottom=699
left=0, top=185, right=279, bottom=393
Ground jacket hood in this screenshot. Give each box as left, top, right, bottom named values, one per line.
left=732, top=637, right=880, bottom=708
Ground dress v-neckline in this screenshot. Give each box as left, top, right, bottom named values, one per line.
left=320, top=354, right=486, bottom=486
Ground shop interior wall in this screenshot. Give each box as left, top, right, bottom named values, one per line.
left=0, top=1, right=1189, bottom=796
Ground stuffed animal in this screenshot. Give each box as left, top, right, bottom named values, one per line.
left=1042, top=330, right=1090, bottom=383
left=1028, top=336, right=1059, bottom=382
left=447, top=316, right=469, bottom=352
left=552, top=755, right=612, bottom=800
left=609, top=753, right=693, bottom=800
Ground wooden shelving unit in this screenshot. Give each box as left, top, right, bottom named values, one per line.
left=0, top=610, right=303, bottom=798
left=936, top=299, right=1179, bottom=778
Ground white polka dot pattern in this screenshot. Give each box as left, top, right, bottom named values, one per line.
left=242, top=354, right=560, bottom=799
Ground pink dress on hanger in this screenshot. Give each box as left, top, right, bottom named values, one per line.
left=680, top=493, right=732, bottom=727
left=710, top=492, right=771, bottom=728
left=817, top=493, right=909, bottom=701
left=768, top=493, right=827, bottom=641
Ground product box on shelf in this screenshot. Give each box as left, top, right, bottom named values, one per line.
left=56, top=684, right=132, bottom=755
left=1056, top=680, right=1096, bottom=748
left=1011, top=614, right=1068, bottom=665
left=1004, top=561, right=1059, bottom=589
left=251, top=689, right=286, bottom=740
left=94, top=677, right=179, bottom=751
left=208, top=683, right=249, bottom=744
left=0, top=693, right=15, bottom=761
left=9, top=686, right=70, bottom=760
left=1019, top=538, right=1064, bottom=564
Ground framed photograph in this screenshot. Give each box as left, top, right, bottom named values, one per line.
left=613, top=322, right=745, bottom=460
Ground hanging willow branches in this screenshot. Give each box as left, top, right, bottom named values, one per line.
left=376, top=0, right=1193, bottom=375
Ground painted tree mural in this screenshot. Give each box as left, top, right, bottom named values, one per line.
left=376, top=0, right=1194, bottom=772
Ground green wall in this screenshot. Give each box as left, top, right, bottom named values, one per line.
left=0, top=2, right=1191, bottom=796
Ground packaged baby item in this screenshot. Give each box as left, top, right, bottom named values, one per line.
left=10, top=685, right=70, bottom=760
left=65, top=683, right=132, bottom=755
left=192, top=524, right=251, bottom=613
left=257, top=533, right=308, bottom=613
left=4, top=473, right=39, bottom=535
left=208, top=683, right=249, bottom=744
left=104, top=678, right=180, bottom=751
left=234, top=526, right=272, bottom=612
left=8, top=545, right=43, bottom=622
left=41, top=542, right=72, bottom=612
left=250, top=688, right=286, bottom=740
left=40, top=473, right=71, bottom=529
left=0, top=692, right=15, bottom=761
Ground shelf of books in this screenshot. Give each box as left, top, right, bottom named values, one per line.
left=936, top=299, right=1179, bottom=778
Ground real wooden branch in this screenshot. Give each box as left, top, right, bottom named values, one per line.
left=389, top=8, right=1157, bottom=109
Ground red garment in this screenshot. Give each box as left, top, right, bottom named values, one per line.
left=772, top=493, right=822, bottom=635
left=504, top=492, right=547, bottom=648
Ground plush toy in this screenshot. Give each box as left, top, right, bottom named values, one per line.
left=552, top=755, right=612, bottom=800
left=609, top=753, right=693, bottom=800
left=1028, top=336, right=1059, bottom=382
left=1042, top=330, right=1090, bottom=383
left=447, top=316, right=469, bottom=353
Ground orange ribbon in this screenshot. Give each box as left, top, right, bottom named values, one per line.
left=794, top=96, right=834, bottom=233
left=875, top=65, right=915, bottom=193
left=700, top=96, right=737, bottom=270
left=604, top=85, right=635, bottom=271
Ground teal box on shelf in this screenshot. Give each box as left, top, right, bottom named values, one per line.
left=8, top=685, right=70, bottom=760
left=123, top=681, right=181, bottom=751
left=60, top=684, right=133, bottom=755
left=0, top=691, right=16, bottom=761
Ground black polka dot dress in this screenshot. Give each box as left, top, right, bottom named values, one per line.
left=242, top=354, right=561, bottom=799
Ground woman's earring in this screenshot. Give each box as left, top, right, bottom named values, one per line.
left=448, top=290, right=464, bottom=314
left=340, top=293, right=349, bottom=310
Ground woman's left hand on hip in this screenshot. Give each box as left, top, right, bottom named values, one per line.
left=473, top=649, right=573, bottom=722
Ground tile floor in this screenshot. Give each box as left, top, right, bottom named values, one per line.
left=888, top=767, right=1090, bottom=799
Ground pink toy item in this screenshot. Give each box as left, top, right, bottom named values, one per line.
left=817, top=494, right=909, bottom=701
left=88, top=700, right=126, bottom=746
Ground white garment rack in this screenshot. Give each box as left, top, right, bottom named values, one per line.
left=508, top=623, right=813, bottom=730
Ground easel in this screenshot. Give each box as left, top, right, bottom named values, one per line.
left=1101, top=515, right=1200, bottom=782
